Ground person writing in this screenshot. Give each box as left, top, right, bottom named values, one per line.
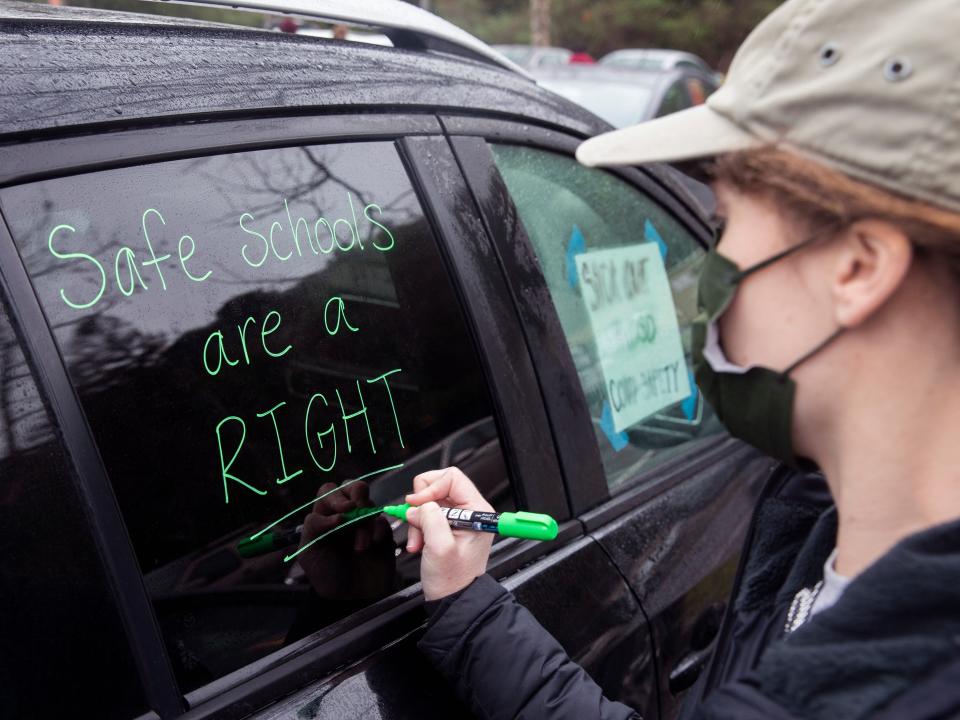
left=401, top=0, right=960, bottom=717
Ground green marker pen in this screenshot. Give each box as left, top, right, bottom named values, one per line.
left=236, top=525, right=302, bottom=558
left=382, top=503, right=559, bottom=541
left=238, top=505, right=558, bottom=559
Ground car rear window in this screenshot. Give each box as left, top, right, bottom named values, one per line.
left=490, top=144, right=723, bottom=493
left=0, top=140, right=514, bottom=693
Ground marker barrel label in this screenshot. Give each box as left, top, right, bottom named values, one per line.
left=441, top=507, right=499, bottom=533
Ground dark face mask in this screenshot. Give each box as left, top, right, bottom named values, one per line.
left=691, top=239, right=843, bottom=468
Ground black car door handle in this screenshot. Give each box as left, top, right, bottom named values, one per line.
left=668, top=645, right=714, bottom=695
left=669, top=600, right=726, bottom=695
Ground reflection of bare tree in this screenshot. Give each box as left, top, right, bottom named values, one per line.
left=204, top=147, right=419, bottom=239
left=15, top=195, right=122, bottom=286
left=184, top=147, right=419, bottom=291
left=3, top=142, right=477, bottom=575
left=0, top=308, right=53, bottom=458
left=67, top=315, right=166, bottom=392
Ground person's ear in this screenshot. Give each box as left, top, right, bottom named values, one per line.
left=831, top=220, right=913, bottom=328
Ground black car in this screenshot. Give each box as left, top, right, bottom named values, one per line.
left=0, top=2, right=771, bottom=719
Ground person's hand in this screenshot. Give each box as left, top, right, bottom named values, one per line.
left=404, top=467, right=494, bottom=601
left=296, top=480, right=396, bottom=600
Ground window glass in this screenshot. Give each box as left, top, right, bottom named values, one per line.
left=0, top=292, right=147, bottom=718
left=539, top=78, right=655, bottom=128
left=536, top=50, right=570, bottom=67
left=656, top=80, right=693, bottom=118
left=1, top=141, right=513, bottom=692
left=490, top=144, right=723, bottom=493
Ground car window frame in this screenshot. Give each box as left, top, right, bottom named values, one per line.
left=440, top=114, right=729, bottom=517
left=0, top=112, right=573, bottom=719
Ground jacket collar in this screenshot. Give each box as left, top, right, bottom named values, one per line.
left=755, top=515, right=960, bottom=719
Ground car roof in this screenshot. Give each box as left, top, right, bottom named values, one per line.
left=0, top=0, right=606, bottom=140
left=493, top=44, right=570, bottom=53
left=533, top=65, right=685, bottom=87
left=601, top=48, right=708, bottom=65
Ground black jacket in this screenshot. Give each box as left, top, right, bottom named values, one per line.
left=418, top=469, right=960, bottom=719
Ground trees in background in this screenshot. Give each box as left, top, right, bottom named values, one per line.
left=39, top=0, right=782, bottom=72
left=530, top=0, right=550, bottom=46
left=433, top=0, right=783, bottom=70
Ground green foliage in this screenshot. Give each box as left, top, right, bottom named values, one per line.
left=35, top=0, right=781, bottom=70
left=434, top=0, right=530, bottom=44
left=435, top=0, right=784, bottom=69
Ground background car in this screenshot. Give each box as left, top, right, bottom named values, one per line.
left=493, top=42, right=573, bottom=68
left=600, top=48, right=723, bottom=84
left=0, top=1, right=768, bottom=719
left=295, top=25, right=392, bottom=45
left=535, top=65, right=720, bottom=127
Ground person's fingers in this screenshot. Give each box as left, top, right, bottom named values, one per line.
left=312, top=482, right=340, bottom=515
left=343, top=480, right=369, bottom=506
left=407, top=521, right=423, bottom=554
left=405, top=467, right=487, bottom=508
left=302, top=508, right=338, bottom=540
left=316, top=482, right=337, bottom=497
left=325, top=491, right=353, bottom=514
left=407, top=472, right=442, bottom=553
left=405, top=469, right=456, bottom=505
left=412, top=469, right=444, bottom=492
left=407, top=502, right=455, bottom=554
left=406, top=524, right=423, bottom=553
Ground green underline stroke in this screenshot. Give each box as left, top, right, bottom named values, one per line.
left=249, top=463, right=405, bottom=541
left=283, top=510, right=380, bottom=563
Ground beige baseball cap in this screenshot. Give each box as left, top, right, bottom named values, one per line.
left=576, top=0, right=960, bottom=214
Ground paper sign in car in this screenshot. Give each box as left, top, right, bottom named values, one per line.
left=576, top=243, right=691, bottom=432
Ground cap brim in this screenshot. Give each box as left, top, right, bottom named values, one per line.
left=576, top=103, right=760, bottom=168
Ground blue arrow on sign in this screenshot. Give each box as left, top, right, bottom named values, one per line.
left=600, top=400, right=629, bottom=452
left=681, top=369, right=698, bottom=420
left=645, top=219, right=668, bottom=260
left=566, top=224, right=586, bottom=288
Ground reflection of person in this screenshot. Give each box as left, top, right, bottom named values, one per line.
left=332, top=24, right=349, bottom=41
left=296, top=480, right=396, bottom=600
left=286, top=480, right=397, bottom=643
left=404, top=0, right=960, bottom=718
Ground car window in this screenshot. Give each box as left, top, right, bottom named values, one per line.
left=656, top=80, right=693, bottom=117
left=603, top=55, right=663, bottom=71
left=685, top=77, right=709, bottom=105
left=539, top=79, right=655, bottom=128
left=536, top=50, right=569, bottom=67
left=0, top=291, right=147, bottom=718
left=490, top=144, right=723, bottom=493
left=0, top=140, right=515, bottom=693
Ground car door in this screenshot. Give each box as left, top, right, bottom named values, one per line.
left=0, top=113, right=654, bottom=720
left=443, top=115, right=775, bottom=719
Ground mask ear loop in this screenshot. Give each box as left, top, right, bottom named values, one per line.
left=779, top=327, right=846, bottom=380
left=733, top=236, right=820, bottom=283
left=727, top=234, right=844, bottom=380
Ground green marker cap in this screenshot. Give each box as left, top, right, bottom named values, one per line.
left=382, top=503, right=411, bottom=521
left=497, top=511, right=558, bottom=541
